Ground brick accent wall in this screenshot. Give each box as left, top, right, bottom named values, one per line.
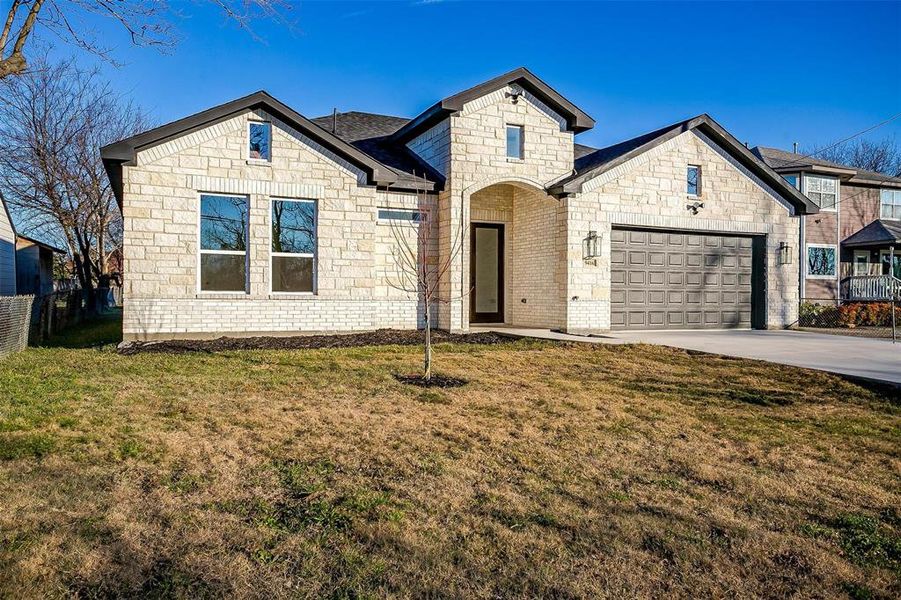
left=802, top=182, right=882, bottom=299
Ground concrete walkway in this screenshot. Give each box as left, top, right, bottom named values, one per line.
left=473, top=326, right=901, bottom=386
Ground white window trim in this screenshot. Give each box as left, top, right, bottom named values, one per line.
left=505, top=124, right=524, bottom=160
left=805, top=243, right=838, bottom=279
left=197, top=192, right=250, bottom=294
left=269, top=197, right=317, bottom=295
left=853, top=250, right=870, bottom=276
left=880, top=188, right=901, bottom=220
left=802, top=174, right=838, bottom=212
left=247, top=120, right=272, bottom=163
left=687, top=164, right=701, bottom=197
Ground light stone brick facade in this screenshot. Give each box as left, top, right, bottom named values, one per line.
left=122, top=109, right=433, bottom=340
left=119, top=83, right=804, bottom=340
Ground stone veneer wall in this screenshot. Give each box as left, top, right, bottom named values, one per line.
left=564, top=130, right=801, bottom=332
left=437, top=85, right=575, bottom=332
left=122, top=108, right=432, bottom=340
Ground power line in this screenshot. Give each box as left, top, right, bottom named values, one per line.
left=776, top=111, right=901, bottom=170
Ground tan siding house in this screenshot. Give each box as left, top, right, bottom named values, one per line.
left=103, top=68, right=816, bottom=341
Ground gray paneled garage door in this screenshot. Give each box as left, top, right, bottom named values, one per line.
left=610, top=228, right=754, bottom=330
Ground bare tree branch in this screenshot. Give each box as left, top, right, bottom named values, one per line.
left=0, top=0, right=293, bottom=80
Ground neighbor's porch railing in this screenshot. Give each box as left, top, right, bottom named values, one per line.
left=841, top=275, right=901, bottom=301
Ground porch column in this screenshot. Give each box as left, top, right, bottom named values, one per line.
left=436, top=188, right=469, bottom=332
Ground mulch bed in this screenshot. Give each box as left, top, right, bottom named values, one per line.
left=117, top=328, right=518, bottom=355
left=393, top=373, right=469, bottom=388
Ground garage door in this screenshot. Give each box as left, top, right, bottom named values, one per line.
left=610, top=228, right=755, bottom=330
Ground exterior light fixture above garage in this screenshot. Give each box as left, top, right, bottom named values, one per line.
left=583, top=230, right=602, bottom=261
left=779, top=241, right=792, bottom=265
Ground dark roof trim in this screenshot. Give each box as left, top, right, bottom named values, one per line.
left=549, top=114, right=819, bottom=215
left=16, top=235, right=66, bottom=254
left=842, top=219, right=901, bottom=247
left=390, top=67, right=595, bottom=143
left=101, top=91, right=400, bottom=205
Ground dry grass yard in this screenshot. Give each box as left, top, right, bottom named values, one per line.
left=0, top=313, right=899, bottom=598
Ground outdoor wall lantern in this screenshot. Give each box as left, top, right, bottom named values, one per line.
left=778, top=242, right=792, bottom=265
left=583, top=230, right=602, bottom=261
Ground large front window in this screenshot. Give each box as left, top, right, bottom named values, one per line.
left=881, top=189, right=901, bottom=220
left=271, top=198, right=316, bottom=293
left=199, top=194, right=248, bottom=292
left=804, top=176, right=838, bottom=211
left=806, top=244, right=837, bottom=279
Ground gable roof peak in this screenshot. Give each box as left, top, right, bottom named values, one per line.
left=390, top=67, right=595, bottom=143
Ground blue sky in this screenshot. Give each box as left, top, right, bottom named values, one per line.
left=48, top=0, right=901, bottom=152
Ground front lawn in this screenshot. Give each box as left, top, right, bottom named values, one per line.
left=0, top=317, right=898, bottom=598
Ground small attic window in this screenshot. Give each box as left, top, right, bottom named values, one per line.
left=249, top=122, right=271, bottom=161
left=687, top=165, right=701, bottom=196
left=506, top=125, right=524, bottom=159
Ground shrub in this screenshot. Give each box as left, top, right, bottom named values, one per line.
left=838, top=304, right=861, bottom=328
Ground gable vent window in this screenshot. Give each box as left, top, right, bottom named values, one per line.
left=249, top=122, right=271, bottom=161
left=506, top=125, right=524, bottom=160
left=687, top=165, right=701, bottom=196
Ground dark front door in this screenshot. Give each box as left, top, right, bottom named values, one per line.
left=470, top=223, right=504, bottom=323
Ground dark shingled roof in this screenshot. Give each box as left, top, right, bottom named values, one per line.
left=310, top=112, right=443, bottom=191
left=843, top=219, right=901, bottom=247
left=549, top=114, right=819, bottom=215
left=752, top=146, right=901, bottom=188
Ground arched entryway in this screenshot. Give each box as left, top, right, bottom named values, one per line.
left=459, top=178, right=567, bottom=331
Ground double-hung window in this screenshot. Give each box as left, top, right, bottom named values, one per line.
left=249, top=121, right=271, bottom=161
left=806, top=244, right=837, bottom=279
left=804, top=175, right=838, bottom=211
left=271, top=198, right=316, bottom=293
left=199, top=194, right=249, bottom=292
left=881, top=189, right=901, bottom=220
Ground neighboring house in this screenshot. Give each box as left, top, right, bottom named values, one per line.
left=15, top=236, right=65, bottom=296
left=102, top=68, right=815, bottom=341
left=753, top=147, right=901, bottom=300
left=0, top=193, right=15, bottom=296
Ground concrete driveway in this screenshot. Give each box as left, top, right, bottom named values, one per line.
left=607, top=330, right=900, bottom=386
left=475, top=327, right=901, bottom=386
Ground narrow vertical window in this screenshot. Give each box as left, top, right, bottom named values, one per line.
left=687, top=165, right=701, bottom=196
left=249, top=122, right=271, bottom=161
left=199, top=194, right=248, bottom=292
left=506, top=125, right=524, bottom=159
left=272, top=199, right=316, bottom=293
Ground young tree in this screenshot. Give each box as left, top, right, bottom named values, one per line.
left=385, top=180, right=467, bottom=382
left=0, top=0, right=291, bottom=79
left=0, top=56, right=146, bottom=309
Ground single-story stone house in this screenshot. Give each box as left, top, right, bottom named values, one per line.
left=102, top=68, right=817, bottom=341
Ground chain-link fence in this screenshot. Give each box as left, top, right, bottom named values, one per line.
left=798, top=299, right=898, bottom=342
left=0, top=295, right=35, bottom=356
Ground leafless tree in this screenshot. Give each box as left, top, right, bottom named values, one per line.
left=0, top=56, right=146, bottom=309
left=385, top=180, right=467, bottom=382
left=0, top=0, right=291, bottom=79
left=809, top=137, right=901, bottom=177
